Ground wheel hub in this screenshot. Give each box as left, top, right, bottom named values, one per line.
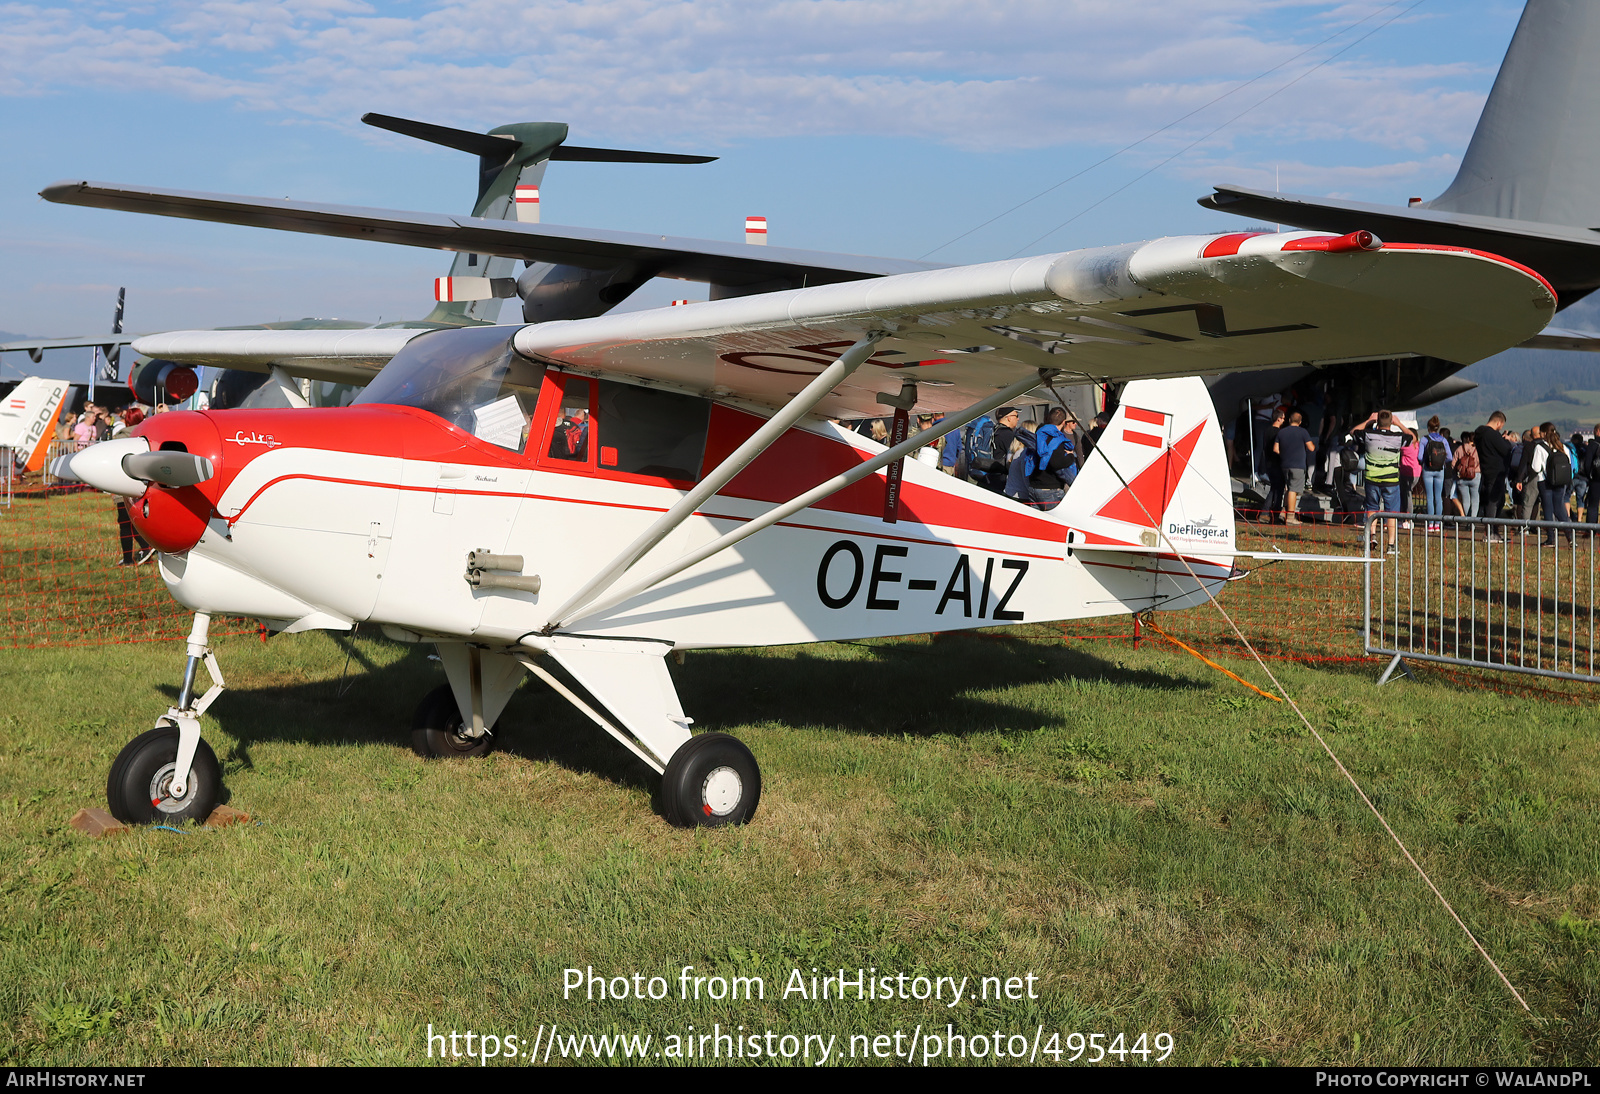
left=148, top=763, right=195, bottom=815
left=701, top=766, right=743, bottom=817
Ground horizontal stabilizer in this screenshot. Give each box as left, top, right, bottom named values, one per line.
left=551, top=147, right=716, bottom=164
left=362, top=112, right=518, bottom=157
left=1077, top=543, right=1376, bottom=564
left=361, top=112, right=715, bottom=164
left=1521, top=325, right=1600, bottom=352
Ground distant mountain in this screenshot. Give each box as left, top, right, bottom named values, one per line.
left=1426, top=289, right=1600, bottom=436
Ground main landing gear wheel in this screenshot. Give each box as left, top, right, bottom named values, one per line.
left=661, top=732, right=761, bottom=828
left=411, top=684, right=495, bottom=759
left=106, top=724, right=221, bottom=825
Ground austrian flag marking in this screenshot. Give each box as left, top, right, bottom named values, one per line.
left=1120, top=406, right=1168, bottom=448
left=1124, top=406, right=1168, bottom=426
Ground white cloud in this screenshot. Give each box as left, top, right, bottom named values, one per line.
left=0, top=0, right=1493, bottom=154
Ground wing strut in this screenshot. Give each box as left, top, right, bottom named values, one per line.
left=556, top=368, right=1062, bottom=632
left=541, top=332, right=888, bottom=632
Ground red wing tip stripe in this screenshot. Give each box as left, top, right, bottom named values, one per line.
left=1122, top=429, right=1163, bottom=448
left=1123, top=406, right=1167, bottom=426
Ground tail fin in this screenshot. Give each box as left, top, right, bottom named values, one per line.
left=1057, top=376, right=1235, bottom=562
left=364, top=114, right=566, bottom=326
left=0, top=377, right=71, bottom=472
left=362, top=113, right=718, bottom=326
left=1429, top=0, right=1600, bottom=228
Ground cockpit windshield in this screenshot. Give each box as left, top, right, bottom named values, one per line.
left=354, top=326, right=544, bottom=451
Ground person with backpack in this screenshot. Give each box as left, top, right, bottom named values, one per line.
left=958, top=410, right=1005, bottom=492
left=1332, top=427, right=1365, bottom=523
left=1004, top=424, right=1038, bottom=502
left=1568, top=431, right=1589, bottom=522
left=1419, top=415, right=1452, bottom=532
left=1532, top=422, right=1574, bottom=546
left=1453, top=435, right=1481, bottom=527
left=1022, top=408, right=1078, bottom=510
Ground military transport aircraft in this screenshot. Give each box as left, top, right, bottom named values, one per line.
left=1196, top=0, right=1600, bottom=412
left=66, top=225, right=1553, bottom=827
left=1, top=111, right=716, bottom=409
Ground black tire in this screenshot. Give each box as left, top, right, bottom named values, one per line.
left=106, top=724, right=221, bottom=825
left=411, top=683, right=494, bottom=759
left=661, top=732, right=761, bottom=828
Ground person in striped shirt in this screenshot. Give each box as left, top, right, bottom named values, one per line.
left=1352, top=409, right=1415, bottom=555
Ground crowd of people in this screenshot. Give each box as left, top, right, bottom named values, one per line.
left=57, top=400, right=149, bottom=449
left=846, top=405, right=1107, bottom=511
left=1245, top=395, right=1599, bottom=552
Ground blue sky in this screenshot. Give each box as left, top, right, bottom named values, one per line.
left=0, top=0, right=1528, bottom=380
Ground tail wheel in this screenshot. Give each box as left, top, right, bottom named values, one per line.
left=411, top=683, right=494, bottom=759
left=106, top=725, right=221, bottom=825
left=661, top=732, right=761, bottom=828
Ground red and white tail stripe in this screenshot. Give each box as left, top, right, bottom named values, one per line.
left=515, top=185, right=540, bottom=223
left=745, top=216, right=767, bottom=245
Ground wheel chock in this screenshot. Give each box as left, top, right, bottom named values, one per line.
left=204, top=804, right=251, bottom=829
left=69, top=807, right=129, bottom=838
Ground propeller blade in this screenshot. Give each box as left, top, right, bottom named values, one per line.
left=122, top=450, right=214, bottom=488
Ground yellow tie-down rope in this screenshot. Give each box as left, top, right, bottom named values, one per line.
left=1141, top=615, right=1281, bottom=702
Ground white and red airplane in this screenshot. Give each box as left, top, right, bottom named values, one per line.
left=68, top=229, right=1552, bottom=827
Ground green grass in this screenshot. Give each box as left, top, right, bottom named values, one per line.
left=2, top=628, right=1598, bottom=1066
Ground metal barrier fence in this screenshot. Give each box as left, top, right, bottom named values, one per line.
left=39, top=439, right=78, bottom=487
left=1364, top=511, right=1598, bottom=684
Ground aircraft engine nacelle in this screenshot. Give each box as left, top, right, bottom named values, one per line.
left=518, top=261, right=652, bottom=322
left=124, top=411, right=224, bottom=553
left=128, top=358, right=200, bottom=406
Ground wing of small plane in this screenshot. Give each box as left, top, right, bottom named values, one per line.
left=134, top=230, right=1556, bottom=418
left=41, top=180, right=942, bottom=293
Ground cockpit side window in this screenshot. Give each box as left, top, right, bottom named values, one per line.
left=354, top=326, right=544, bottom=451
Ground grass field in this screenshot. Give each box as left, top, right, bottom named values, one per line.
left=2, top=623, right=1598, bottom=1066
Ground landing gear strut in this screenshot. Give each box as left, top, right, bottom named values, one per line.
left=106, top=612, right=226, bottom=824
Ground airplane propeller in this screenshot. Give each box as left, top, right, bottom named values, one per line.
left=123, top=450, right=214, bottom=489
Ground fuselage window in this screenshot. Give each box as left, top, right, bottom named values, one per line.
left=548, top=378, right=592, bottom=462
left=596, top=380, right=710, bottom=482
